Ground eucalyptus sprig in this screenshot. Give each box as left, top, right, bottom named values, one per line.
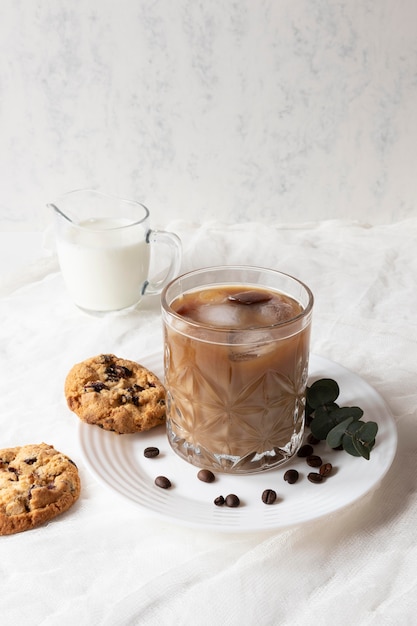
left=306, top=378, right=378, bottom=460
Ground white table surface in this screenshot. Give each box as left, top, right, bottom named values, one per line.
left=0, top=219, right=416, bottom=626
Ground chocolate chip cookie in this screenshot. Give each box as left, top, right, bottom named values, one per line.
left=0, top=443, right=81, bottom=536
left=65, top=354, right=166, bottom=434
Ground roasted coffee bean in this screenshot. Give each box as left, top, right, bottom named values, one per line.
left=297, top=444, right=314, bottom=457
left=319, top=462, right=333, bottom=477
left=306, top=454, right=322, bottom=468
left=307, top=472, right=323, bottom=484
left=225, top=494, right=240, bottom=508
left=214, top=495, right=225, bottom=506
left=283, top=469, right=299, bottom=484
left=197, top=469, right=215, bottom=483
left=307, top=433, right=320, bottom=445
left=262, top=489, right=277, bottom=505
left=155, top=475, right=171, bottom=489
left=228, top=291, right=272, bottom=305
left=144, top=447, right=160, bottom=458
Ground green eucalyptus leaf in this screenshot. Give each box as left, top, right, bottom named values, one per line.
left=346, top=420, right=363, bottom=438
left=314, top=403, right=339, bottom=420
left=345, top=420, right=363, bottom=436
left=306, top=377, right=378, bottom=460
left=352, top=436, right=371, bottom=460
left=329, top=406, right=363, bottom=423
left=307, top=378, right=340, bottom=409
left=326, top=417, right=355, bottom=448
left=310, top=414, right=335, bottom=440
left=342, top=434, right=362, bottom=457
left=357, top=421, right=378, bottom=443
left=310, top=405, right=356, bottom=441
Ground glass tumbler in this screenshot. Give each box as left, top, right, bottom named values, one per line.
left=161, top=266, right=314, bottom=474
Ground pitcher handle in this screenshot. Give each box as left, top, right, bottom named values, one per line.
left=142, top=229, right=182, bottom=296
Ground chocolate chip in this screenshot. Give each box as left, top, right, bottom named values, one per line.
left=120, top=389, right=140, bottom=406
left=197, top=469, right=215, bottom=483
left=228, top=291, right=272, bottom=305
left=319, top=462, right=333, bottom=477
left=307, top=472, right=324, bottom=484
left=214, top=495, right=225, bottom=506
left=155, top=475, right=171, bottom=489
left=105, top=365, right=132, bottom=381
left=144, top=447, right=160, bottom=458
left=261, top=489, right=277, bottom=505
left=24, top=457, right=37, bottom=465
left=225, top=494, right=240, bottom=507
left=283, top=469, right=299, bottom=484
left=84, top=381, right=109, bottom=393
left=306, top=454, right=322, bottom=467
left=100, top=354, right=113, bottom=364
left=297, top=444, right=314, bottom=457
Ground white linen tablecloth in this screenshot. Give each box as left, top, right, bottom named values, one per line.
left=0, top=218, right=416, bottom=626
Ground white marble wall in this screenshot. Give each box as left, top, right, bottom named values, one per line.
left=1, top=0, right=416, bottom=228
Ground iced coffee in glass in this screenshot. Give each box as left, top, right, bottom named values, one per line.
left=161, top=266, right=313, bottom=474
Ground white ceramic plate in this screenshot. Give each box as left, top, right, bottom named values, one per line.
left=78, top=353, right=397, bottom=533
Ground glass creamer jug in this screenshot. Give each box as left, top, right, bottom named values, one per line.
left=49, top=189, right=182, bottom=314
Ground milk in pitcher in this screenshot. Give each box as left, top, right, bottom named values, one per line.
left=56, top=217, right=149, bottom=312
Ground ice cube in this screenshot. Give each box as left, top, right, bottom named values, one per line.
left=194, top=303, right=241, bottom=328
left=261, top=302, right=295, bottom=324
left=228, top=331, right=276, bottom=361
